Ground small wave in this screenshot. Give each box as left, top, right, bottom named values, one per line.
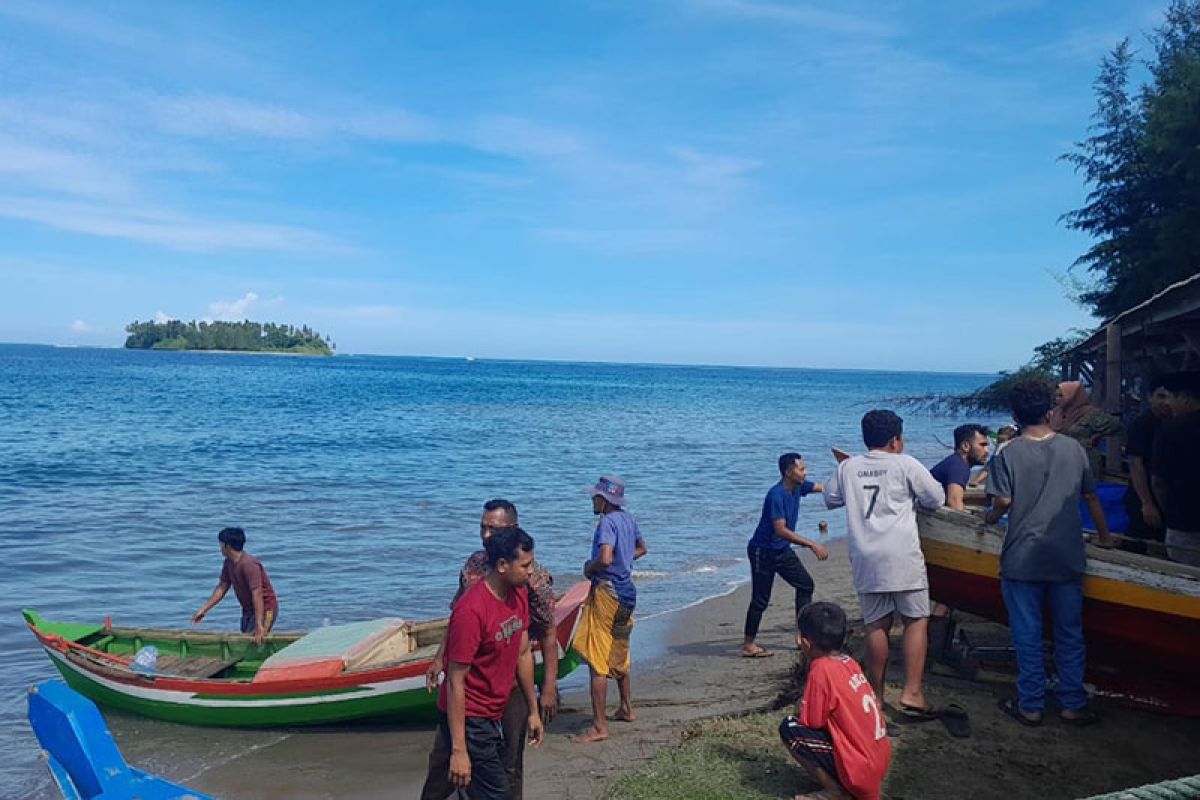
left=632, top=570, right=670, bottom=581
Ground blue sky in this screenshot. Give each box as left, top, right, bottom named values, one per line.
left=0, top=0, right=1169, bottom=370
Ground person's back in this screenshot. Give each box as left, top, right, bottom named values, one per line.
left=594, top=508, right=641, bottom=607
left=802, top=654, right=891, bottom=800
left=222, top=552, right=278, bottom=614
left=1154, top=410, right=1200, bottom=534
left=828, top=451, right=943, bottom=593
left=986, top=435, right=1091, bottom=582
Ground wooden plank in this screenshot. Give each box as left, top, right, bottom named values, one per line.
left=153, top=655, right=240, bottom=679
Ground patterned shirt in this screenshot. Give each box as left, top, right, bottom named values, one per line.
left=454, top=549, right=556, bottom=640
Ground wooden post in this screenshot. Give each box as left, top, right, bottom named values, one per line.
left=1105, top=322, right=1122, bottom=476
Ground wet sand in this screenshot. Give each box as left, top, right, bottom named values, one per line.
left=112, top=539, right=1199, bottom=799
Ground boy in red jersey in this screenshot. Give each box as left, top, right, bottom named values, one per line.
left=779, top=602, right=891, bottom=800
left=420, top=526, right=544, bottom=800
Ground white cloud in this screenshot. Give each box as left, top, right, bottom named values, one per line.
left=684, top=0, right=895, bottom=38
left=70, top=319, right=90, bottom=332
left=154, top=310, right=171, bottom=324
left=209, top=292, right=260, bottom=320
left=0, top=196, right=350, bottom=255
left=149, top=94, right=438, bottom=143
left=0, top=135, right=138, bottom=201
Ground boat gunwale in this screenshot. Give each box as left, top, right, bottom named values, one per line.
left=26, top=582, right=587, bottom=697
left=918, top=507, right=1200, bottom=582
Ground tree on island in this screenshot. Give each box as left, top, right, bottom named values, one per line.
left=124, top=319, right=334, bottom=355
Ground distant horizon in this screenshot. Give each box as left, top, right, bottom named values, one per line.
left=0, top=339, right=1003, bottom=378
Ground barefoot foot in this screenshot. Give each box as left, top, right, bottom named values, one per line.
left=614, top=708, right=636, bottom=722
left=571, top=726, right=609, bottom=744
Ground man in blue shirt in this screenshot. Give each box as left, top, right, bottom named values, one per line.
left=743, top=453, right=829, bottom=658
left=929, top=424, right=990, bottom=510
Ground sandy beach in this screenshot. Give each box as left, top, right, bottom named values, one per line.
left=116, top=537, right=1197, bottom=800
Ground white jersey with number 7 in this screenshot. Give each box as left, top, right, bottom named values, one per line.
left=824, top=451, right=945, bottom=593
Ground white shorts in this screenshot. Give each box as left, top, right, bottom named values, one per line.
left=859, top=588, right=930, bottom=625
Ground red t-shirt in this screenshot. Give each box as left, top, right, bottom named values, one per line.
left=438, top=580, right=529, bottom=720
left=800, top=654, right=892, bottom=800
left=220, top=553, right=279, bottom=615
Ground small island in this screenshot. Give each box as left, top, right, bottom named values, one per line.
left=124, top=319, right=335, bottom=355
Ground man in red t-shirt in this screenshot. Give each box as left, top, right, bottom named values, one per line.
left=420, top=526, right=544, bottom=800
left=192, top=527, right=279, bottom=645
left=779, top=602, right=891, bottom=800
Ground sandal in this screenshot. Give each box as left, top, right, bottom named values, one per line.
left=940, top=703, right=971, bottom=738
left=1060, top=708, right=1100, bottom=727
left=998, top=698, right=1042, bottom=727
left=741, top=647, right=774, bottom=658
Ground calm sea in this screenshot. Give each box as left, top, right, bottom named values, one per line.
left=0, top=344, right=1001, bottom=797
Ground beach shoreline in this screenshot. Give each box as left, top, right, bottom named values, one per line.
left=47, top=537, right=1200, bottom=799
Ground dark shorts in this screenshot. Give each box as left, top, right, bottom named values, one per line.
left=779, top=715, right=841, bottom=787
left=420, top=712, right=507, bottom=800
left=240, top=607, right=277, bottom=634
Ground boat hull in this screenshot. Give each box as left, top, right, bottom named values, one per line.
left=41, top=646, right=582, bottom=727
left=27, top=582, right=588, bottom=727
left=918, top=508, right=1200, bottom=711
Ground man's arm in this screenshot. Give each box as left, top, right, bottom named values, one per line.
left=538, top=627, right=559, bottom=723
left=984, top=496, right=1011, bottom=525
left=945, top=483, right=966, bottom=511
left=772, top=519, right=829, bottom=560
left=823, top=468, right=845, bottom=510
left=584, top=544, right=614, bottom=578
left=1083, top=493, right=1115, bottom=547
left=633, top=538, right=647, bottom=560
left=910, top=462, right=947, bottom=510
left=251, top=588, right=266, bottom=645
left=1130, top=456, right=1162, bottom=530
left=1152, top=475, right=1170, bottom=528
left=446, top=662, right=472, bottom=788
left=425, top=640, right=447, bottom=692
left=192, top=582, right=231, bottom=624
left=809, top=482, right=824, bottom=494
left=517, top=631, right=543, bottom=746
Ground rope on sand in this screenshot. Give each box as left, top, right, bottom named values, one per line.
left=1080, top=775, right=1200, bottom=799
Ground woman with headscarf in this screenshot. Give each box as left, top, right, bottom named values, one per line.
left=1048, top=381, right=1122, bottom=477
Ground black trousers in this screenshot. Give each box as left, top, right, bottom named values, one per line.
left=420, top=713, right=508, bottom=800
left=744, top=544, right=814, bottom=639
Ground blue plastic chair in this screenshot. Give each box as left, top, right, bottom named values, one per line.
left=27, top=679, right=213, bottom=800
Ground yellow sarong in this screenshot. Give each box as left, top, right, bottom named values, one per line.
left=573, top=581, right=634, bottom=679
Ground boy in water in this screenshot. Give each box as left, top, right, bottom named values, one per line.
left=192, top=527, right=279, bottom=645
left=780, top=602, right=891, bottom=800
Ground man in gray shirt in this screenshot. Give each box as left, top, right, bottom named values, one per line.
left=985, top=380, right=1113, bottom=727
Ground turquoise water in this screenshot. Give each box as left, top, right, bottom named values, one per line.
left=0, top=344, right=1000, bottom=797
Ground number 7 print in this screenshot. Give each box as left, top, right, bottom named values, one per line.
left=864, top=484, right=880, bottom=518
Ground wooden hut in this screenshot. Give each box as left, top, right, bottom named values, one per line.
left=1063, top=271, right=1200, bottom=474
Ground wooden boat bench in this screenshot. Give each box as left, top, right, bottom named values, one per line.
left=153, top=654, right=241, bottom=679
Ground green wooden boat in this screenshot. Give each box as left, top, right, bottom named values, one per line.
left=23, top=581, right=588, bottom=728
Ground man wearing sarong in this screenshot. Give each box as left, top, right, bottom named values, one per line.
left=572, top=475, right=647, bottom=744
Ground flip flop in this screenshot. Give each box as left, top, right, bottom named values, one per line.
left=741, top=648, right=774, bottom=658
left=897, top=703, right=941, bottom=723
left=1060, top=709, right=1100, bottom=727
left=940, top=703, right=971, bottom=738
left=998, top=697, right=1042, bottom=727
